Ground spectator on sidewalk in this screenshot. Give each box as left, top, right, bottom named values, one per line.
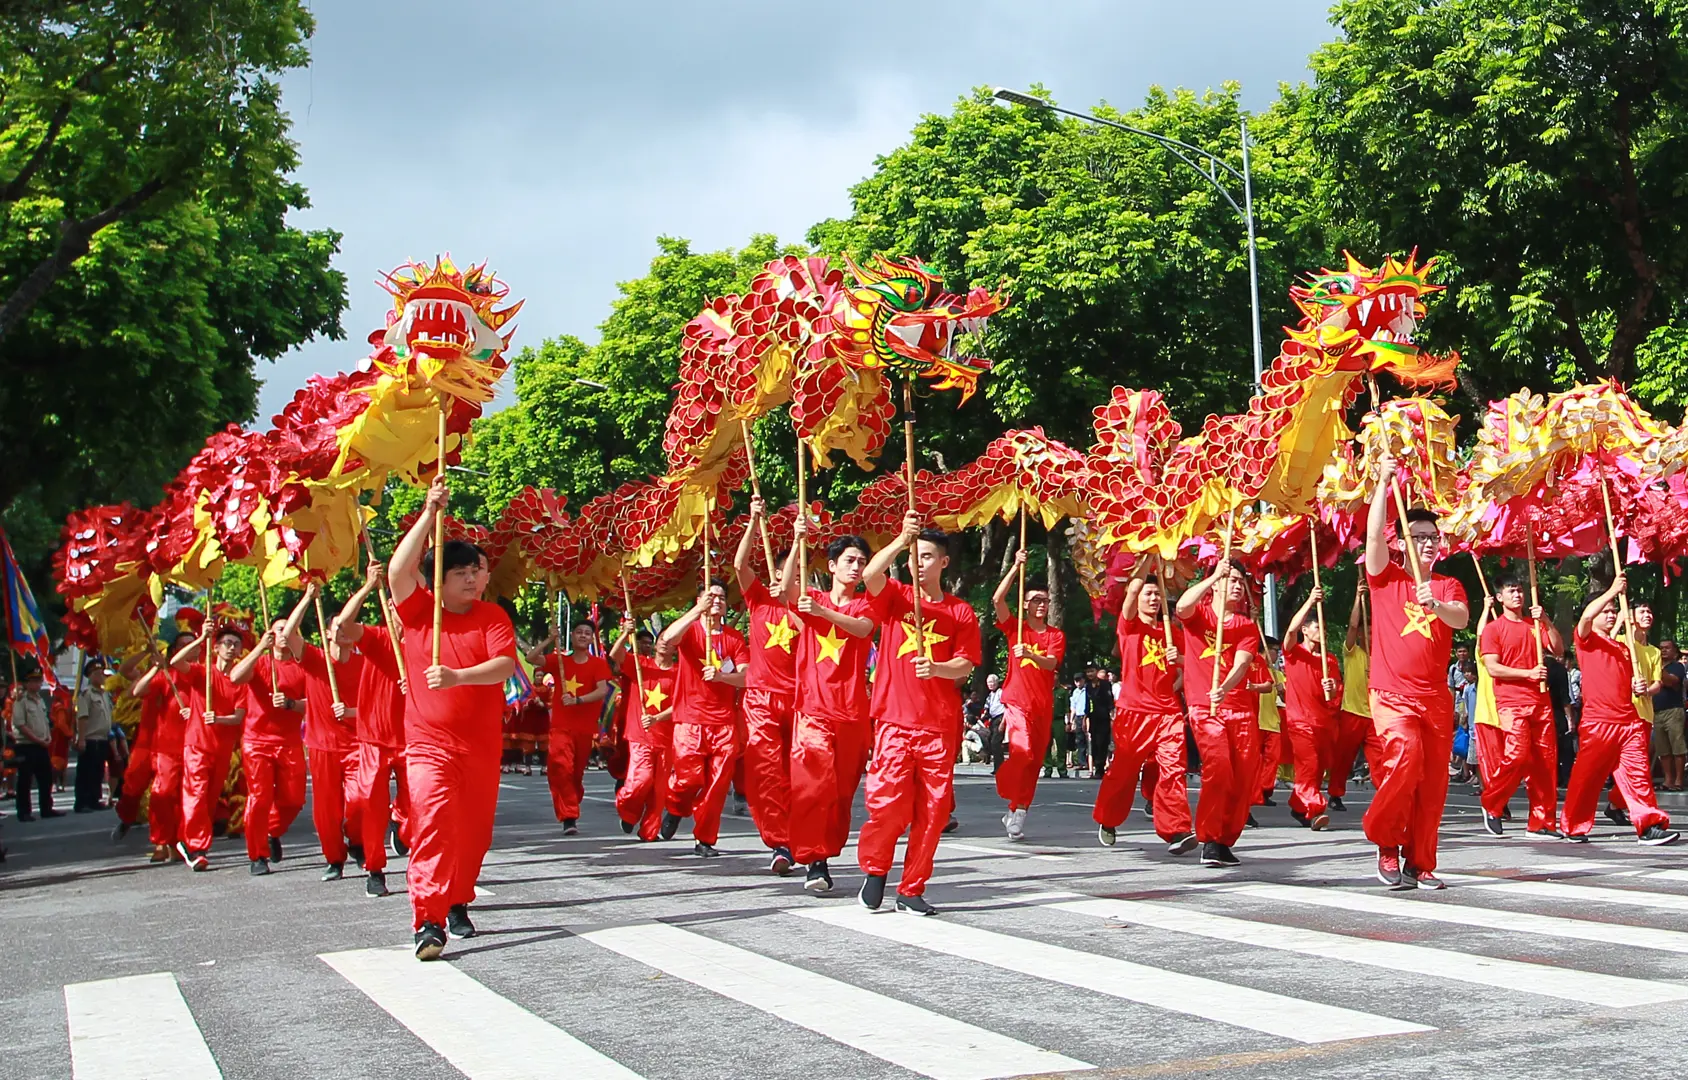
left=1654, top=640, right=1685, bottom=792
left=73, top=659, right=114, bottom=812
left=9, top=669, right=62, bottom=820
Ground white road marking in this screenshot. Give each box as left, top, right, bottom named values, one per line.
left=321, top=947, right=643, bottom=1080
left=65, top=972, right=221, bottom=1080
left=582, top=922, right=1090, bottom=1080
left=1451, top=875, right=1688, bottom=914
left=942, top=842, right=1069, bottom=862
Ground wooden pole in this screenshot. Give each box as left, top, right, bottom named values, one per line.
left=431, top=402, right=448, bottom=668
left=1525, top=523, right=1546, bottom=691
left=739, top=420, right=778, bottom=582
left=1469, top=551, right=1490, bottom=600
left=256, top=577, right=277, bottom=696
left=1390, top=479, right=1426, bottom=586
left=902, top=381, right=925, bottom=657
left=702, top=511, right=717, bottom=667
left=796, top=438, right=809, bottom=591
left=312, top=592, right=341, bottom=705
left=620, top=572, right=648, bottom=727
left=203, top=585, right=214, bottom=719
left=359, top=517, right=407, bottom=682
left=1210, top=508, right=1237, bottom=695
left=1158, top=559, right=1175, bottom=651
left=1599, top=475, right=1641, bottom=668
left=1308, top=520, right=1330, bottom=680
left=1015, top=505, right=1028, bottom=650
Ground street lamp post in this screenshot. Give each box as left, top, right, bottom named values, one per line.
left=992, top=87, right=1278, bottom=637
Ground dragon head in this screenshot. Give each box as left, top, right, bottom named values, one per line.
left=1288, top=250, right=1457, bottom=388
left=840, top=253, right=1005, bottom=401
left=370, top=256, right=523, bottom=400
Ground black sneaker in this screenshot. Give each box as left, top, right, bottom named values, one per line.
left=1245, top=813, right=1259, bottom=829
left=347, top=843, right=366, bottom=869
left=1562, top=832, right=1590, bottom=844
left=1098, top=824, right=1116, bottom=847
left=366, top=870, right=389, bottom=897
left=1330, top=796, right=1348, bottom=812
left=1261, top=795, right=1277, bottom=806
left=620, top=818, right=635, bottom=835
left=110, top=821, right=131, bottom=843
left=694, top=841, right=720, bottom=858
left=1604, top=806, right=1633, bottom=828
left=942, top=816, right=959, bottom=834
left=770, top=846, right=794, bottom=876
left=1167, top=832, right=1198, bottom=855
left=447, top=904, right=476, bottom=939
left=322, top=862, right=344, bottom=882
left=1404, top=865, right=1446, bottom=890
left=15, top=813, right=34, bottom=822
left=805, top=860, right=833, bottom=893
left=249, top=858, right=271, bottom=876
left=1212, top=843, right=1241, bottom=867
left=1200, top=841, right=1225, bottom=867
left=1640, top=825, right=1682, bottom=847
left=1527, top=827, right=1562, bottom=839
left=1290, top=809, right=1310, bottom=827
left=269, top=836, right=284, bottom=862
left=414, top=922, right=446, bottom=961
left=659, top=812, right=682, bottom=841
left=189, top=851, right=210, bottom=871
left=859, top=873, right=887, bottom=910
left=41, top=808, right=65, bottom=818
left=563, top=818, right=579, bottom=836
left=896, top=893, right=938, bottom=916
left=388, top=821, right=409, bottom=857
left=1482, top=812, right=1504, bottom=836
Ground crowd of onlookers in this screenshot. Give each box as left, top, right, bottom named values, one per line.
left=963, top=664, right=1119, bottom=778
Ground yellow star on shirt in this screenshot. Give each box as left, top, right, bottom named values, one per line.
left=895, top=619, right=950, bottom=659
left=1018, top=642, right=1047, bottom=669
left=1200, top=634, right=1222, bottom=661
left=1400, top=603, right=1437, bottom=640
left=562, top=675, right=583, bottom=696
left=763, top=616, right=799, bottom=653
left=643, top=683, right=669, bottom=711
left=814, top=625, right=847, bottom=665
left=1141, top=638, right=1169, bottom=672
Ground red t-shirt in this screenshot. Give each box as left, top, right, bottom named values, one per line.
left=142, top=671, right=187, bottom=755
left=1575, top=628, right=1641, bottom=725
left=542, top=652, right=613, bottom=734
left=1180, top=602, right=1261, bottom=713
left=1117, top=614, right=1181, bottom=714
left=795, top=588, right=877, bottom=724
left=868, top=582, right=983, bottom=734
left=742, top=579, right=799, bottom=697
left=1282, top=640, right=1338, bottom=721
left=298, top=643, right=362, bottom=753
left=1367, top=562, right=1465, bottom=697
left=181, top=662, right=246, bottom=751
left=672, top=620, right=750, bottom=727
left=353, top=624, right=406, bottom=748
left=397, top=588, right=518, bottom=756
left=997, top=616, right=1065, bottom=719
left=245, top=655, right=307, bottom=750
left=619, top=653, right=676, bottom=745
left=1478, top=615, right=1549, bottom=710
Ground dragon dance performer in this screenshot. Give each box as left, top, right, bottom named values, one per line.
left=784, top=520, right=877, bottom=894
left=857, top=513, right=981, bottom=916
left=528, top=620, right=611, bottom=835
left=389, top=476, right=518, bottom=960
left=1280, top=589, right=1340, bottom=830
left=1094, top=561, right=1193, bottom=852
left=657, top=580, right=749, bottom=857
left=294, top=580, right=367, bottom=878
left=331, top=561, right=413, bottom=898
left=1606, top=604, right=1666, bottom=824
left=734, top=496, right=801, bottom=874
left=1563, top=574, right=1678, bottom=845
left=1467, top=595, right=1505, bottom=805
left=1363, top=454, right=1468, bottom=891
left=228, top=604, right=313, bottom=877
left=1174, top=558, right=1260, bottom=869
left=110, top=655, right=154, bottom=839
left=1251, top=641, right=1283, bottom=820
left=611, top=623, right=676, bottom=841
left=1331, top=591, right=1380, bottom=811
left=990, top=547, right=1065, bottom=842
left=124, top=657, right=188, bottom=861
left=170, top=618, right=249, bottom=871
left=1477, top=575, right=1565, bottom=837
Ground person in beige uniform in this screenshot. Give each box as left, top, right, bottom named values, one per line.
left=74, top=659, right=115, bottom=812
left=9, top=670, right=62, bottom=820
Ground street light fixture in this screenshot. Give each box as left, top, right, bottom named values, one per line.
left=992, top=87, right=1277, bottom=634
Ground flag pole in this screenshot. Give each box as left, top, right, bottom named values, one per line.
left=1015, top=505, right=1027, bottom=651
left=739, top=420, right=777, bottom=581
left=902, top=380, right=925, bottom=656
left=432, top=401, right=448, bottom=668
left=1210, top=508, right=1237, bottom=696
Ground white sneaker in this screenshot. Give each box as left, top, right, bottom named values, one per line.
left=1007, top=808, right=1027, bottom=841
left=1001, top=812, right=1013, bottom=839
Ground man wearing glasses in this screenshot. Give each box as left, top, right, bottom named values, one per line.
left=1363, top=454, right=1469, bottom=891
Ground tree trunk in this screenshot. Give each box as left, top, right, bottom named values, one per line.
left=1045, top=519, right=1067, bottom=630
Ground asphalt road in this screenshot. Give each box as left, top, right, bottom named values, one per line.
left=4, top=765, right=1688, bottom=1080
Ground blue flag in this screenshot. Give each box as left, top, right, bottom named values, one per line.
left=1, top=528, right=57, bottom=685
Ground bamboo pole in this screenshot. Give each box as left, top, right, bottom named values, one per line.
left=256, top=577, right=277, bottom=696
left=1210, top=509, right=1237, bottom=696
left=312, top=592, right=341, bottom=705
left=620, top=572, right=648, bottom=728
left=796, top=438, right=809, bottom=591
left=1015, top=506, right=1027, bottom=650
left=1391, top=479, right=1426, bottom=586
left=902, top=381, right=925, bottom=657
left=740, top=420, right=778, bottom=582
left=1525, top=524, right=1546, bottom=691
left=359, top=517, right=407, bottom=682
left=431, top=403, right=448, bottom=668
left=1308, top=520, right=1330, bottom=681
left=702, top=511, right=717, bottom=667
left=1158, top=560, right=1175, bottom=651
left=1599, top=475, right=1641, bottom=669
left=203, top=585, right=214, bottom=722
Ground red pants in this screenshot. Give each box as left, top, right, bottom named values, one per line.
left=405, top=742, right=500, bottom=931
left=272, top=741, right=306, bottom=839
left=1364, top=690, right=1455, bottom=871
left=1285, top=713, right=1336, bottom=817
left=147, top=751, right=183, bottom=847
left=667, top=723, right=739, bottom=846
left=1562, top=720, right=1668, bottom=837
left=995, top=703, right=1052, bottom=812
left=115, top=728, right=153, bottom=825
left=1093, top=709, right=1190, bottom=840
left=546, top=726, right=594, bottom=822
left=308, top=745, right=363, bottom=865
left=1474, top=723, right=1506, bottom=791
left=181, top=726, right=240, bottom=852
left=1191, top=706, right=1259, bottom=847
left=742, top=689, right=795, bottom=850
left=856, top=724, right=953, bottom=897
left=244, top=741, right=306, bottom=862
left=1479, top=700, right=1558, bottom=831
left=1255, top=728, right=1283, bottom=801
left=789, top=713, right=870, bottom=864
left=1329, top=710, right=1382, bottom=798
left=617, top=741, right=671, bottom=841
left=357, top=742, right=410, bottom=873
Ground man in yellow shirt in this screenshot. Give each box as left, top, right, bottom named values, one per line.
left=1605, top=604, right=1666, bottom=823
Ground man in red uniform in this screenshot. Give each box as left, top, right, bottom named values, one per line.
left=170, top=617, right=249, bottom=871
left=1562, top=574, right=1678, bottom=845
left=1363, top=454, right=1469, bottom=890
left=658, top=580, right=749, bottom=856
left=1095, top=561, right=1193, bottom=852
left=1174, top=558, right=1261, bottom=868
left=611, top=623, right=676, bottom=840
left=293, top=582, right=367, bottom=878
left=1330, top=590, right=1381, bottom=811
left=1280, top=587, right=1340, bottom=831
left=529, top=621, right=611, bottom=834
left=783, top=524, right=877, bottom=893
left=110, top=654, right=155, bottom=845
left=229, top=608, right=311, bottom=876
left=991, top=547, right=1065, bottom=841
left=1478, top=574, right=1565, bottom=837
left=125, top=654, right=189, bottom=861
left=734, top=496, right=801, bottom=873
left=857, top=513, right=981, bottom=916
left=389, top=476, right=518, bottom=960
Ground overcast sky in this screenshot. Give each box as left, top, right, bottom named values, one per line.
left=260, top=1, right=1339, bottom=422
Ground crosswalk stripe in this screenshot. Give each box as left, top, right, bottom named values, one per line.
left=1055, top=898, right=1688, bottom=1007
left=65, top=972, right=221, bottom=1080
left=942, top=841, right=1069, bottom=862
left=1455, top=877, right=1688, bottom=914
left=581, top=922, right=1090, bottom=1080
left=793, top=905, right=1430, bottom=1043
left=1244, top=842, right=1377, bottom=861
left=321, top=948, right=643, bottom=1080
left=1231, top=882, right=1688, bottom=955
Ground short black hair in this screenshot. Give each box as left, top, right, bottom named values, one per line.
left=916, top=527, right=951, bottom=553
left=774, top=547, right=792, bottom=566
left=697, top=576, right=728, bottom=594
left=1218, top=557, right=1252, bottom=578
left=828, top=534, right=870, bottom=562
left=427, top=539, right=486, bottom=577
left=1404, top=508, right=1439, bottom=527
left=572, top=619, right=598, bottom=633
left=215, top=626, right=243, bottom=643
left=1493, top=574, right=1524, bottom=592
left=1264, top=635, right=1282, bottom=647
left=635, top=629, right=655, bottom=644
